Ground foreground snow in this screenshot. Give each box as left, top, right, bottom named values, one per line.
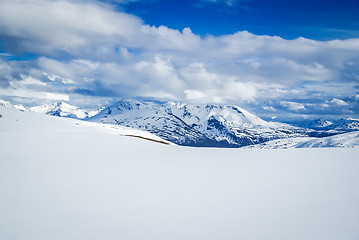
left=1, top=106, right=359, bottom=240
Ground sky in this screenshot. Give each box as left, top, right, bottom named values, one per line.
left=0, top=0, right=358, bottom=119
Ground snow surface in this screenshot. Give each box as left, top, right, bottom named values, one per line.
left=1, top=105, right=359, bottom=240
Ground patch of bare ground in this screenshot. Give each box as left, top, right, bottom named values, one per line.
left=125, top=135, right=171, bottom=145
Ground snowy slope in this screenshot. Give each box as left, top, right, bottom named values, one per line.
left=243, top=137, right=315, bottom=149
left=328, top=118, right=359, bottom=131
left=90, top=99, right=306, bottom=147
left=1, top=103, right=359, bottom=240
left=0, top=104, right=170, bottom=144
left=30, top=102, right=92, bottom=119
left=244, top=131, right=359, bottom=149
left=296, top=131, right=359, bottom=148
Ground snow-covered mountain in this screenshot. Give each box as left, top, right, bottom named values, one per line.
left=326, top=118, right=359, bottom=131
left=0, top=102, right=169, bottom=145
left=89, top=99, right=307, bottom=147
left=4, top=98, right=357, bottom=148
left=296, top=131, right=359, bottom=148
left=282, top=118, right=359, bottom=132
left=0, top=99, right=12, bottom=107
left=0, top=99, right=28, bottom=111
left=30, top=102, right=93, bottom=119
left=244, top=131, right=359, bottom=149
left=2, top=98, right=359, bottom=240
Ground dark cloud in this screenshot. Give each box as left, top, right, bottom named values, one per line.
left=0, top=76, right=10, bottom=88
left=73, top=80, right=118, bottom=97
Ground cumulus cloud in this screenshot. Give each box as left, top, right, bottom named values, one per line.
left=0, top=0, right=143, bottom=55
left=280, top=101, right=306, bottom=112
left=0, top=0, right=358, bottom=117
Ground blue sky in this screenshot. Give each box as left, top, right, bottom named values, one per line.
left=0, top=0, right=358, bottom=119
left=123, top=0, right=359, bottom=40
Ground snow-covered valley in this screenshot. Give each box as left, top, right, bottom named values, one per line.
left=1, top=104, right=359, bottom=240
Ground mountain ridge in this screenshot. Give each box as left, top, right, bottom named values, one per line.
left=30, top=102, right=93, bottom=119
left=89, top=99, right=307, bottom=147
left=2, top=98, right=358, bottom=148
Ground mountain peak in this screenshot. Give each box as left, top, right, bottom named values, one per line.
left=30, top=102, right=90, bottom=119
left=90, top=99, right=303, bottom=147
left=0, top=99, right=13, bottom=107
left=0, top=99, right=28, bottom=111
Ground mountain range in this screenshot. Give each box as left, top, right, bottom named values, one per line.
left=2, top=98, right=359, bottom=240
left=2, top=98, right=358, bottom=148
left=281, top=118, right=359, bottom=132
left=88, top=99, right=311, bottom=147
left=88, top=99, right=359, bottom=147
left=30, top=102, right=99, bottom=119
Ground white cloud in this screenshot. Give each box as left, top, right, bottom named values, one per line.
left=223, top=81, right=257, bottom=101
left=179, top=62, right=219, bottom=88
left=263, top=106, right=277, bottom=112
left=184, top=90, right=223, bottom=103
left=133, top=55, right=185, bottom=94
left=280, top=101, right=306, bottom=111
left=331, top=98, right=349, bottom=106
left=0, top=0, right=143, bottom=55
left=141, top=26, right=201, bottom=51
left=0, top=86, right=69, bottom=101
left=184, top=90, right=206, bottom=101
left=43, top=73, right=74, bottom=84
left=16, top=75, right=47, bottom=86
left=0, top=0, right=358, bottom=117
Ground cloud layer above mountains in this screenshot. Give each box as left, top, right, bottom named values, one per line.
left=0, top=0, right=358, bottom=117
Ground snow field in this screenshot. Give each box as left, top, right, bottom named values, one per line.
left=1, top=105, right=359, bottom=240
